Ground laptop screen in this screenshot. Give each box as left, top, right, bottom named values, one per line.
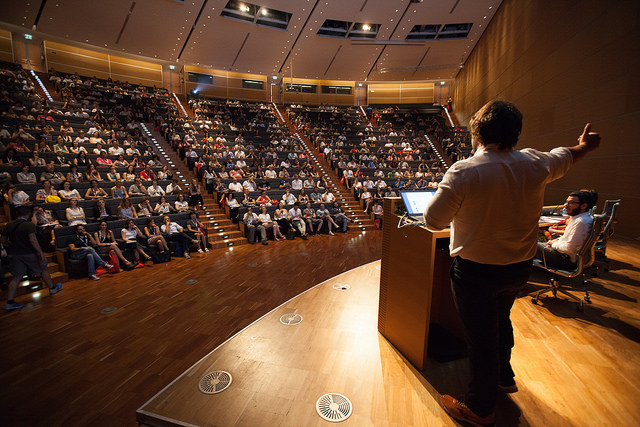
left=399, top=190, right=436, bottom=217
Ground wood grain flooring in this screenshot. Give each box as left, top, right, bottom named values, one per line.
left=1, top=235, right=640, bottom=426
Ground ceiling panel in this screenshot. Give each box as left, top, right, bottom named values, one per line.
left=117, top=0, right=204, bottom=61
left=37, top=0, right=134, bottom=47
left=1, top=0, right=42, bottom=30
left=0, top=0, right=503, bottom=83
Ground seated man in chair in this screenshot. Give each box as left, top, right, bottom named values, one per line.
left=535, top=189, right=597, bottom=269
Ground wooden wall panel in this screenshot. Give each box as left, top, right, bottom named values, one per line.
left=369, top=82, right=434, bottom=104
left=0, top=29, right=12, bottom=63
left=45, top=41, right=109, bottom=77
left=451, top=0, right=640, bottom=239
left=109, top=55, right=162, bottom=87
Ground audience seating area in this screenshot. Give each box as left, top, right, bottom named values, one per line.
left=0, top=60, right=466, bottom=284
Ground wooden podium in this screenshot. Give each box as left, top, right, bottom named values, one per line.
left=378, top=197, right=464, bottom=370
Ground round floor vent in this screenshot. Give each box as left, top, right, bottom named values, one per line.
left=333, top=283, right=351, bottom=291
left=316, top=393, right=353, bottom=422
left=280, top=313, right=303, bottom=325
left=198, top=371, right=232, bottom=394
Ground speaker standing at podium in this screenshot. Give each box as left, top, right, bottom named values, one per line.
left=424, top=100, right=601, bottom=426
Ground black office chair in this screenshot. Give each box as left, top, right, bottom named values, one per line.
left=530, top=214, right=606, bottom=311
left=594, top=199, right=620, bottom=272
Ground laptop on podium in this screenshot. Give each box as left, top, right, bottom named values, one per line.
left=399, top=190, right=436, bottom=223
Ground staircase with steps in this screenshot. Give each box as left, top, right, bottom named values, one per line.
left=3, top=253, right=69, bottom=299
left=142, top=123, right=249, bottom=249
left=198, top=196, right=248, bottom=249
left=273, top=104, right=378, bottom=232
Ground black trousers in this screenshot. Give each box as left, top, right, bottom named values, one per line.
left=535, top=242, right=577, bottom=270
left=450, top=256, right=532, bottom=417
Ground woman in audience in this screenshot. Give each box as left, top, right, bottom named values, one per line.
left=361, top=187, right=373, bottom=214
left=106, top=165, right=120, bottom=182
left=316, top=176, right=328, bottom=191
left=93, top=198, right=113, bottom=222
left=154, top=195, right=174, bottom=215
left=225, top=191, right=240, bottom=222
left=188, top=179, right=204, bottom=210
left=32, top=205, right=61, bottom=247
left=93, top=220, right=134, bottom=269
left=123, top=165, right=137, bottom=182
left=35, top=180, right=58, bottom=201
left=75, top=151, right=91, bottom=167
left=202, top=165, right=216, bottom=193
left=256, top=190, right=272, bottom=207
left=66, top=198, right=87, bottom=226
left=185, top=211, right=207, bottom=253
left=117, top=197, right=137, bottom=219
left=59, top=180, right=82, bottom=201
left=218, top=167, right=229, bottom=179
left=5, top=183, right=30, bottom=206
left=143, top=218, right=170, bottom=253
left=297, top=188, right=310, bottom=204
left=85, top=164, right=102, bottom=181
left=69, top=140, right=85, bottom=155
left=114, top=154, right=129, bottom=168
left=34, top=138, right=52, bottom=153
left=174, top=193, right=189, bottom=213
left=137, top=197, right=153, bottom=217
left=85, top=179, right=109, bottom=199
left=241, top=188, right=255, bottom=207
left=2, top=148, right=21, bottom=166
left=274, top=201, right=291, bottom=235
left=52, top=138, right=69, bottom=154
left=157, top=164, right=171, bottom=181
left=120, top=219, right=151, bottom=266
left=29, top=150, right=46, bottom=167
left=110, top=179, right=128, bottom=199
left=66, top=164, right=83, bottom=182
left=259, top=205, right=284, bottom=241
left=89, top=131, right=105, bottom=145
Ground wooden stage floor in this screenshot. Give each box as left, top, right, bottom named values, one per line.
left=1, top=232, right=640, bottom=426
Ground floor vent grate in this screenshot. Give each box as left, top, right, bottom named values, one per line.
left=198, top=371, right=232, bottom=394
left=316, top=393, right=353, bottom=422
left=280, top=313, right=303, bottom=325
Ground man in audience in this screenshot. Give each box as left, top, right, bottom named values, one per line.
left=330, top=201, right=352, bottom=232
left=310, top=187, right=322, bottom=203
left=282, top=188, right=297, bottom=205
left=316, top=203, right=337, bottom=235
left=129, top=177, right=148, bottom=196
left=228, top=177, right=243, bottom=192
left=243, top=207, right=267, bottom=245
left=2, top=204, right=63, bottom=311
left=288, top=201, right=308, bottom=239
left=265, top=165, right=277, bottom=178
left=535, top=189, right=597, bottom=269
left=68, top=224, right=114, bottom=281
left=303, top=202, right=322, bottom=236
left=291, top=174, right=303, bottom=190
left=166, top=178, right=184, bottom=195
left=242, top=176, right=257, bottom=192
left=424, top=100, right=601, bottom=426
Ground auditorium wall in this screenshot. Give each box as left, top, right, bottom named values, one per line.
left=0, top=29, right=14, bottom=63
left=44, top=41, right=163, bottom=88
left=451, top=0, right=640, bottom=239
